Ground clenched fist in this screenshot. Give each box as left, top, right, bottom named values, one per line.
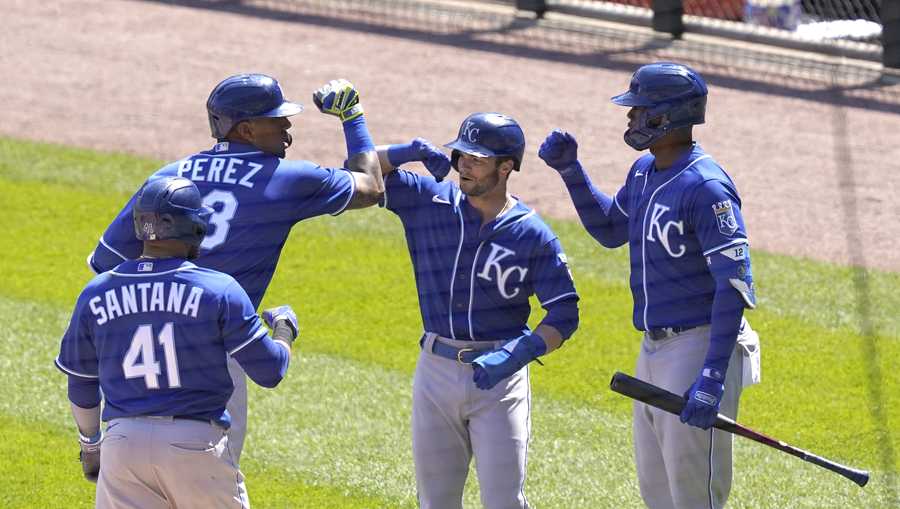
left=313, top=79, right=363, bottom=122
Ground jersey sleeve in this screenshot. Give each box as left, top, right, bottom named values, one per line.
left=531, top=238, right=580, bottom=339
left=89, top=192, right=143, bottom=273
left=89, top=169, right=179, bottom=273
left=219, top=281, right=269, bottom=356
left=382, top=169, right=442, bottom=220
left=691, top=179, right=756, bottom=309
left=689, top=179, right=748, bottom=255
left=282, top=163, right=356, bottom=221
left=55, top=293, right=99, bottom=379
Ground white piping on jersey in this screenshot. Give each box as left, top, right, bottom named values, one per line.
left=55, top=357, right=99, bottom=379
left=707, top=428, right=715, bottom=508
left=702, top=238, right=749, bottom=256
left=86, top=252, right=100, bottom=275
left=447, top=190, right=465, bottom=340
left=540, top=291, right=577, bottom=307
left=381, top=179, right=391, bottom=210
left=206, top=150, right=263, bottom=158
left=331, top=168, right=356, bottom=216
left=273, top=339, right=292, bottom=353
left=99, top=236, right=128, bottom=262
left=468, top=241, right=486, bottom=339
left=228, top=327, right=269, bottom=356
left=639, top=155, right=711, bottom=330
left=506, top=209, right=536, bottom=227
left=109, top=266, right=197, bottom=278
left=613, top=191, right=629, bottom=218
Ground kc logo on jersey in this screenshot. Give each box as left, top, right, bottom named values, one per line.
left=713, top=200, right=738, bottom=236
left=477, top=242, right=528, bottom=299
left=646, top=203, right=686, bottom=258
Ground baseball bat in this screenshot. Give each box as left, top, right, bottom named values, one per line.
left=609, top=372, right=870, bottom=487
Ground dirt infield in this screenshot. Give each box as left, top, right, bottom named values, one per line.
left=4, top=0, right=899, bottom=271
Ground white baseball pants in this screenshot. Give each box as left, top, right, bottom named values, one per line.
left=413, top=334, right=532, bottom=509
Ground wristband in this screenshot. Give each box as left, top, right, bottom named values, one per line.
left=342, top=115, right=375, bottom=156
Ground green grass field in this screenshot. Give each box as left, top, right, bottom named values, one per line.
left=1, top=137, right=898, bottom=508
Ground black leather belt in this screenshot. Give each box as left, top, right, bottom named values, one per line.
left=646, top=326, right=697, bottom=341
left=173, top=415, right=211, bottom=423
left=421, top=334, right=492, bottom=364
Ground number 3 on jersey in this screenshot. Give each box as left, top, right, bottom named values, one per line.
left=122, top=322, right=181, bottom=389
left=201, top=190, right=238, bottom=250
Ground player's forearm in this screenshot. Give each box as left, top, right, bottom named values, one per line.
left=233, top=337, right=291, bottom=388
left=532, top=324, right=564, bottom=354
left=560, top=163, right=627, bottom=247
left=70, top=402, right=101, bottom=439
left=703, top=284, right=746, bottom=375
left=375, top=145, right=397, bottom=176
left=346, top=151, right=385, bottom=208
left=536, top=298, right=579, bottom=354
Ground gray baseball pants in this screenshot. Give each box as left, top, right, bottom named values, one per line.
left=633, top=321, right=759, bottom=509
left=95, top=416, right=249, bottom=508
left=413, top=333, right=531, bottom=509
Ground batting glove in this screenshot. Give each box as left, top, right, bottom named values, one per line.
left=263, top=305, right=299, bottom=343
left=472, top=333, right=547, bottom=390
left=78, top=431, right=102, bottom=483
left=538, top=129, right=580, bottom=174
left=387, top=138, right=451, bottom=182
left=313, top=79, right=364, bottom=122
left=680, top=368, right=726, bottom=430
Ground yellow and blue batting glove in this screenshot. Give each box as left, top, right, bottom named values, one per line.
left=313, top=79, right=363, bottom=122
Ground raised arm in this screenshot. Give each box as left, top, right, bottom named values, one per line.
left=539, top=129, right=629, bottom=248
left=375, top=138, right=451, bottom=181
left=313, top=79, right=383, bottom=209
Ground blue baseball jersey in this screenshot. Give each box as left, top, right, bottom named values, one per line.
left=55, top=258, right=271, bottom=424
left=89, top=141, right=356, bottom=307
left=608, top=144, right=752, bottom=330
left=384, top=169, right=579, bottom=341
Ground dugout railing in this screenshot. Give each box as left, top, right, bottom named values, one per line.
left=508, top=0, right=896, bottom=68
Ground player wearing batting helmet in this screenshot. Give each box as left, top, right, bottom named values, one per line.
left=85, top=74, right=384, bottom=482
left=56, top=176, right=300, bottom=507
left=375, top=113, right=580, bottom=508
left=539, top=62, right=761, bottom=509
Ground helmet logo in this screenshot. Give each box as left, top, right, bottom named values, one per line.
left=142, top=221, right=156, bottom=240
left=463, top=121, right=480, bottom=143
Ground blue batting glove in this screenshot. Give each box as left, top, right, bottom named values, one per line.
left=680, top=369, right=725, bottom=430
left=262, top=305, right=299, bottom=340
left=538, top=129, right=579, bottom=173
left=387, top=138, right=451, bottom=182
left=472, top=334, right=547, bottom=390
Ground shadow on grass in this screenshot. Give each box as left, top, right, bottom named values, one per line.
left=830, top=76, right=899, bottom=504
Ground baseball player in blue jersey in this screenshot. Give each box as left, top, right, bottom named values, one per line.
left=57, top=176, right=300, bottom=508
left=376, top=113, right=579, bottom=509
left=86, top=74, right=383, bottom=468
left=539, top=63, right=761, bottom=509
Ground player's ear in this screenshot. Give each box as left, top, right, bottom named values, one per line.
left=498, top=158, right=514, bottom=178
left=232, top=120, right=254, bottom=142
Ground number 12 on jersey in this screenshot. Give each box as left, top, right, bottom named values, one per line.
left=122, top=322, right=181, bottom=389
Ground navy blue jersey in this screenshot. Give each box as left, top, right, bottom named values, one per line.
left=55, top=258, right=270, bottom=423
left=607, top=144, right=750, bottom=330
left=384, top=169, right=578, bottom=341
left=90, top=142, right=355, bottom=307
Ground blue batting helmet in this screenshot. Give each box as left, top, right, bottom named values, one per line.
left=611, top=62, right=707, bottom=150
left=133, top=177, right=213, bottom=248
left=444, top=113, right=526, bottom=171
left=206, top=73, right=303, bottom=139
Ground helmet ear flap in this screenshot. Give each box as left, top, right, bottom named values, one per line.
left=450, top=150, right=460, bottom=171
